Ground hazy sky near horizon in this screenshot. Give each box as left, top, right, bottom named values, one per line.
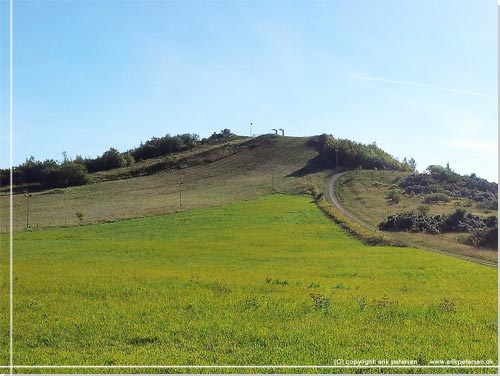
left=0, top=0, right=497, bottom=181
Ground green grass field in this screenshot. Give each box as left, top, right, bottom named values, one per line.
left=0, top=195, right=497, bottom=373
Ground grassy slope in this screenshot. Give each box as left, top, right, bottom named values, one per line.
left=335, top=170, right=498, bottom=263
left=0, top=195, right=496, bottom=371
left=0, top=136, right=326, bottom=232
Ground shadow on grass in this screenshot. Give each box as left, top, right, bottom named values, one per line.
left=287, top=155, right=335, bottom=178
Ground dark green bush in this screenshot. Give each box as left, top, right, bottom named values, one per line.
left=465, top=227, right=498, bottom=249
left=40, top=163, right=90, bottom=188
left=379, top=212, right=446, bottom=234
left=379, top=209, right=494, bottom=235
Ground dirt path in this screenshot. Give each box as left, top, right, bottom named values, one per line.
left=326, top=172, right=497, bottom=268
left=327, top=171, right=375, bottom=231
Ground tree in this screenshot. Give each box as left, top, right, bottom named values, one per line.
left=101, top=148, right=126, bottom=170
left=75, top=211, right=84, bottom=225
left=40, top=163, right=90, bottom=188
left=408, top=157, right=416, bottom=171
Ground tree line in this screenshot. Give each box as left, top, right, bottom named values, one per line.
left=0, top=129, right=236, bottom=189
left=322, top=137, right=415, bottom=171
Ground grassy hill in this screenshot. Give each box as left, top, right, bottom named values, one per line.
left=1, top=134, right=496, bottom=266
left=0, top=135, right=328, bottom=232
left=0, top=135, right=497, bottom=372
left=0, top=195, right=497, bottom=370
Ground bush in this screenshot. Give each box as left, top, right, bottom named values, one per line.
left=75, top=211, right=84, bottom=225
left=85, top=148, right=127, bottom=172
left=478, top=199, right=498, bottom=211
left=310, top=293, right=331, bottom=312
left=40, top=163, right=90, bottom=188
left=387, top=189, right=402, bottom=204
left=379, top=212, right=446, bottom=234
left=379, top=209, right=495, bottom=235
left=201, top=129, right=235, bottom=144
left=465, top=227, right=498, bottom=249
left=122, top=153, right=135, bottom=167
left=417, top=205, right=430, bottom=216
left=445, top=209, right=466, bottom=231
left=424, top=193, right=451, bottom=204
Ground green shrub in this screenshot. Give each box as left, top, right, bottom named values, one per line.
left=40, top=163, right=91, bottom=188
left=357, top=296, right=367, bottom=311
left=75, top=212, right=84, bottom=225
left=417, top=205, right=430, bottom=216
left=243, top=296, right=260, bottom=310
left=424, top=193, right=451, bottom=204
left=465, top=227, right=498, bottom=249
left=478, top=199, right=498, bottom=211
left=122, top=153, right=135, bottom=167
left=387, top=189, right=402, bottom=204
left=439, top=298, right=455, bottom=313
left=310, top=293, right=331, bottom=312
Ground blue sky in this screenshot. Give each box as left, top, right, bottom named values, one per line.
left=0, top=0, right=497, bottom=181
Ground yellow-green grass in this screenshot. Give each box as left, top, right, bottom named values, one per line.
left=0, top=136, right=325, bottom=233
left=335, top=170, right=498, bottom=263
left=0, top=195, right=497, bottom=373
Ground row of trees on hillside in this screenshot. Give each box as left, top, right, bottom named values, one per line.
left=0, top=157, right=90, bottom=189
left=0, top=129, right=238, bottom=189
left=130, top=134, right=200, bottom=161
left=130, top=129, right=235, bottom=161
left=0, top=149, right=130, bottom=188
left=322, top=138, right=415, bottom=171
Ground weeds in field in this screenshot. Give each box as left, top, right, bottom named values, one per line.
left=128, top=336, right=158, bottom=345
left=373, top=295, right=400, bottom=321
left=439, top=298, right=455, bottom=313
left=309, top=293, right=331, bottom=313
left=333, top=283, right=349, bottom=290
left=211, top=282, right=231, bottom=295
left=243, top=296, right=260, bottom=310
left=265, top=277, right=289, bottom=286
left=357, top=295, right=367, bottom=311
left=189, top=274, right=200, bottom=284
